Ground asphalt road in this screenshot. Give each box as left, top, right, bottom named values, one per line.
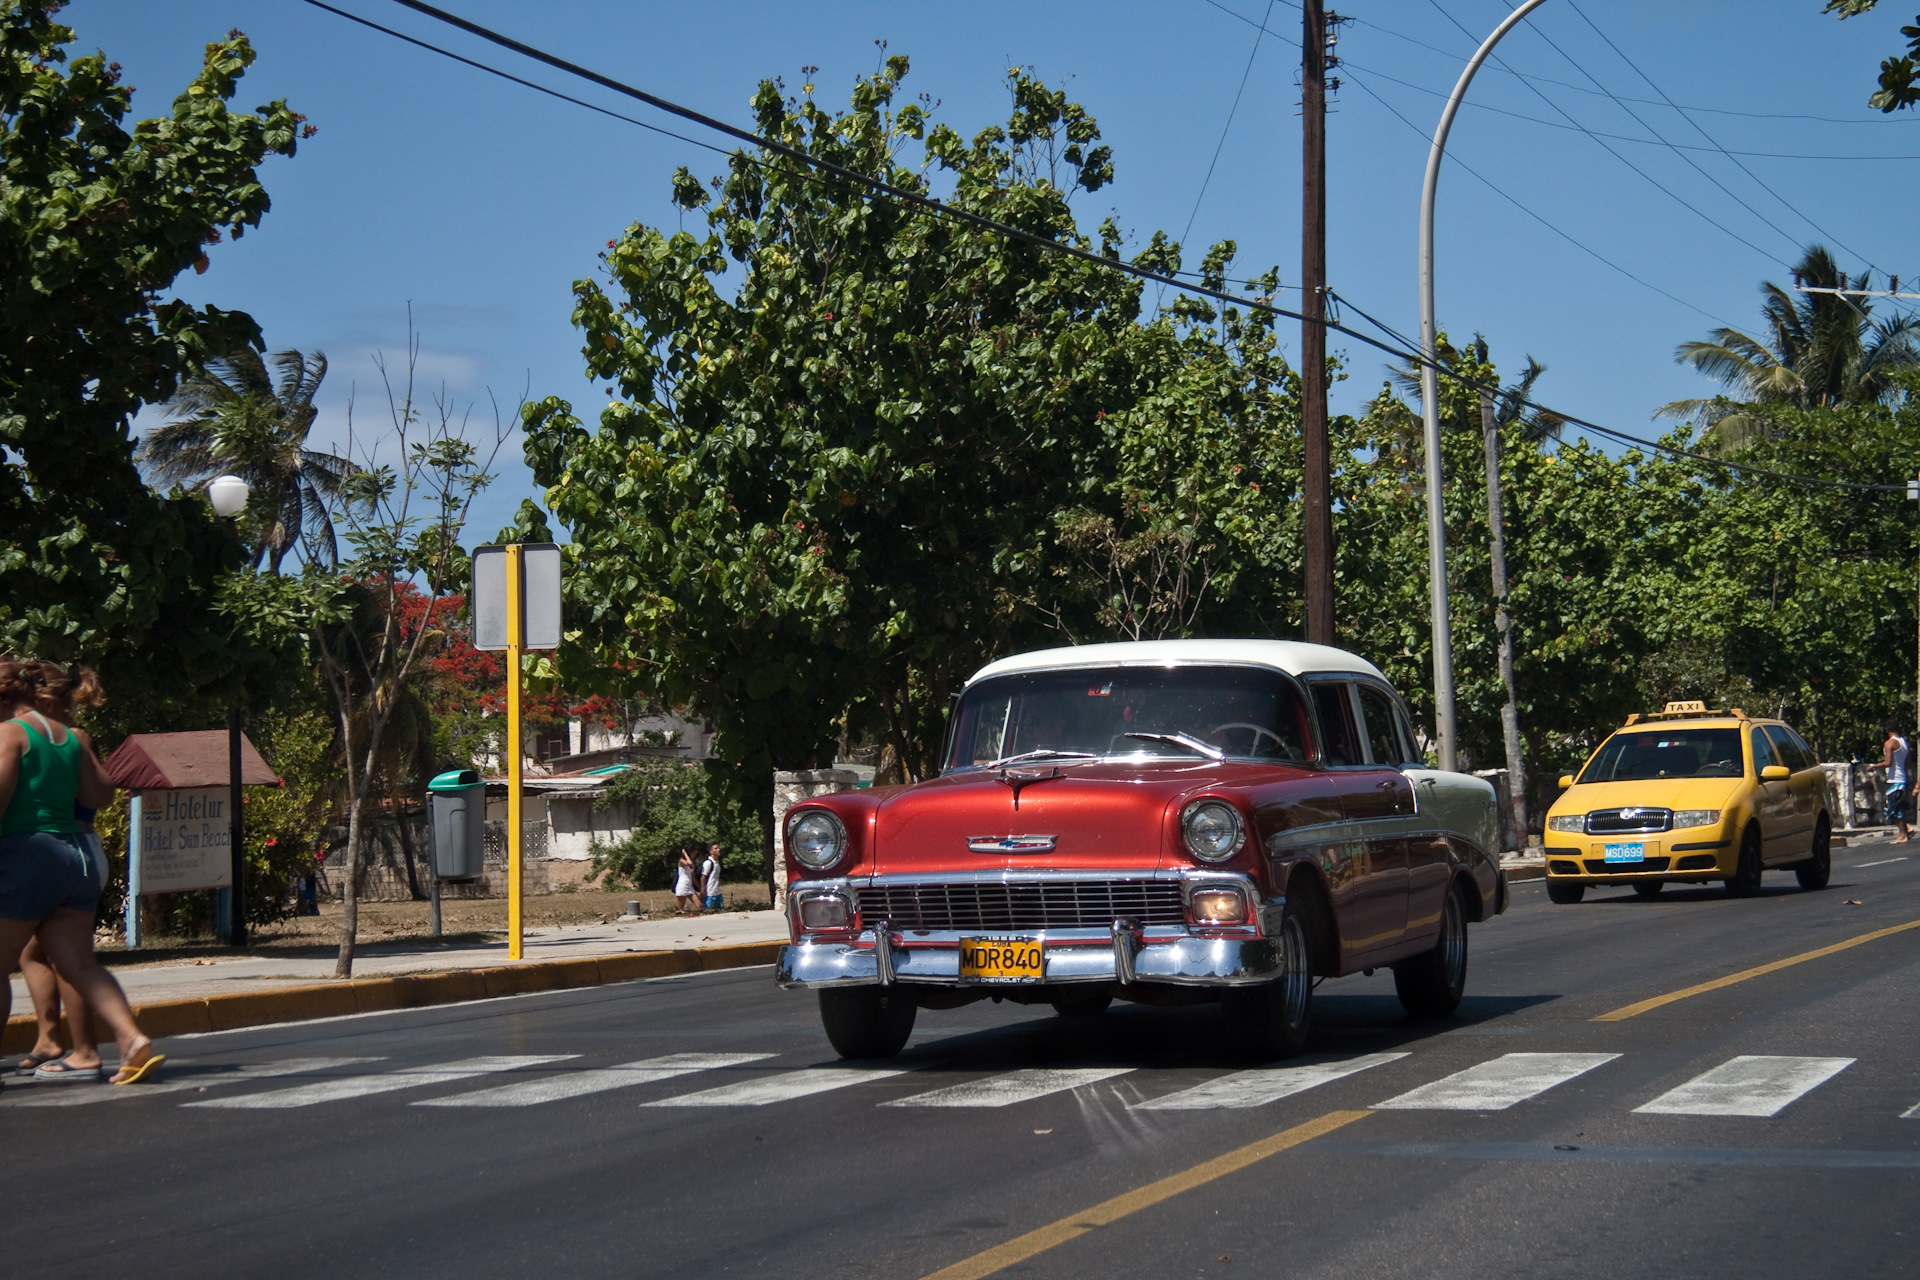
left=7, top=848, right=1920, bottom=1280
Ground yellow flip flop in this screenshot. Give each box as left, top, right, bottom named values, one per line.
left=111, top=1050, right=166, bottom=1085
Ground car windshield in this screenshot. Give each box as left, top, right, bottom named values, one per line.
left=1578, top=727, right=1743, bottom=782
left=945, top=665, right=1314, bottom=770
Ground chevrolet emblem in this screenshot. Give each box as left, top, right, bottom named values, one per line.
left=967, top=835, right=1058, bottom=854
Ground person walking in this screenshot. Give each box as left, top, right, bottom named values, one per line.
left=1883, top=720, right=1911, bottom=843
left=0, top=660, right=163, bottom=1085
left=701, top=842, right=723, bottom=911
left=672, top=846, right=701, bottom=915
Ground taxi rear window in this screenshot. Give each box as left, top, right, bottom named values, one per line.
left=1578, top=727, right=1742, bottom=782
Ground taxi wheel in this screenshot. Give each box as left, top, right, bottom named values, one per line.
left=1631, top=880, right=1665, bottom=899
left=1050, top=990, right=1113, bottom=1018
left=818, top=987, right=916, bottom=1059
left=1223, top=900, right=1314, bottom=1060
left=1394, top=886, right=1468, bottom=1018
left=1796, top=817, right=1832, bottom=891
left=1725, top=827, right=1763, bottom=898
left=1546, top=880, right=1585, bottom=905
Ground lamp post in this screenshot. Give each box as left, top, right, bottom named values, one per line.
left=207, top=474, right=251, bottom=948
left=1418, top=0, right=1551, bottom=771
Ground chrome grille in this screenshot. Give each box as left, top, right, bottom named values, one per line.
left=857, top=880, right=1186, bottom=931
left=1585, top=807, right=1671, bottom=835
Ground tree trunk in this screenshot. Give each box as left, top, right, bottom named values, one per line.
left=396, top=803, right=426, bottom=901
left=1481, top=390, right=1529, bottom=849
left=334, top=791, right=363, bottom=977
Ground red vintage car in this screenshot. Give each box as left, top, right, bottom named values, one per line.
left=775, top=640, right=1506, bottom=1059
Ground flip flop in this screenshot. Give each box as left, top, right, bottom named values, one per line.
left=110, top=1050, right=166, bottom=1086
left=15, top=1051, right=64, bottom=1076
left=33, top=1058, right=104, bottom=1083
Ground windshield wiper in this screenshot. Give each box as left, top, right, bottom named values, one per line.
left=986, top=748, right=1100, bottom=770
left=1123, top=732, right=1225, bottom=760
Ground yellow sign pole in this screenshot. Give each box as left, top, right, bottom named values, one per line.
left=506, top=543, right=525, bottom=961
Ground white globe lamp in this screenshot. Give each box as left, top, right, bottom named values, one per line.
left=207, top=474, right=251, bottom=519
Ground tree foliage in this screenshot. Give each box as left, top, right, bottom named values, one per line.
left=1825, top=1, right=1920, bottom=110
left=0, top=1, right=310, bottom=709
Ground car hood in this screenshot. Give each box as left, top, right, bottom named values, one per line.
left=860, top=759, right=1296, bottom=877
left=1556, top=778, right=1746, bottom=815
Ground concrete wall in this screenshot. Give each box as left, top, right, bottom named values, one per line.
left=545, top=791, right=638, bottom=861
left=771, top=769, right=861, bottom=909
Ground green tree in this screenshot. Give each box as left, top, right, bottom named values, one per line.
left=0, top=1, right=310, bottom=706
left=525, top=59, right=1155, bottom=842
left=1825, top=1, right=1920, bottom=110
left=1658, top=245, right=1920, bottom=451
left=141, top=349, right=354, bottom=574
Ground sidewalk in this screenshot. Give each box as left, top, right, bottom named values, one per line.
left=11, top=910, right=790, bottom=1009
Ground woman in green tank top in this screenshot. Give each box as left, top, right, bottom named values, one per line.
left=0, top=659, right=164, bottom=1085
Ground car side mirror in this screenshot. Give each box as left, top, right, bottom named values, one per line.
left=1557, top=774, right=1574, bottom=790
left=1760, top=764, right=1790, bottom=781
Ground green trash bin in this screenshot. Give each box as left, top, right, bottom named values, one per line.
left=427, top=768, right=485, bottom=882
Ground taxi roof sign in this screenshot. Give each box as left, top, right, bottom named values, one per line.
left=1662, top=700, right=1708, bottom=714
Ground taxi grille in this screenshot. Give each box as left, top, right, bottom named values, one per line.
left=1583, top=857, right=1671, bottom=874
left=1584, top=807, right=1671, bottom=835
left=857, top=880, right=1186, bottom=931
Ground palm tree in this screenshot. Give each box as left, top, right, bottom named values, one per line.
left=139, top=348, right=355, bottom=573
left=1656, top=245, right=1920, bottom=452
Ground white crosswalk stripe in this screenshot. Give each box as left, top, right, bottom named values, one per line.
left=1634, top=1056, right=1855, bottom=1117
left=884, top=1067, right=1133, bottom=1109
left=1902, top=1100, right=1920, bottom=1120
left=10, top=1057, right=384, bottom=1108
left=644, top=1064, right=914, bottom=1107
left=414, top=1052, right=775, bottom=1108
left=1135, top=1052, right=1409, bottom=1111
left=1373, top=1053, right=1620, bottom=1111
left=184, top=1055, right=575, bottom=1109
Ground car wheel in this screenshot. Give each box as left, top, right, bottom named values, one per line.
left=818, top=987, right=916, bottom=1059
left=1796, top=816, right=1832, bottom=891
left=1050, top=989, right=1113, bottom=1018
left=1546, top=879, right=1585, bottom=905
left=1223, top=898, right=1314, bottom=1060
left=1393, top=885, right=1469, bottom=1018
left=1631, top=880, right=1665, bottom=900
left=1725, top=826, right=1763, bottom=898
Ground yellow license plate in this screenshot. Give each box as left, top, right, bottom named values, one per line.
left=959, top=936, right=1044, bottom=982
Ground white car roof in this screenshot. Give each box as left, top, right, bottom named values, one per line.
left=966, top=639, right=1389, bottom=686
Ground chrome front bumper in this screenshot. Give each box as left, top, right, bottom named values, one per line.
left=776, top=926, right=1282, bottom=990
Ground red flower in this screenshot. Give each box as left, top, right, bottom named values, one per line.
left=264, top=836, right=277, bottom=847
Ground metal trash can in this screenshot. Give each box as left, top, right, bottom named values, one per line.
left=428, top=769, right=485, bottom=882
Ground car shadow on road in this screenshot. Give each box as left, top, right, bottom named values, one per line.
left=890, top=991, right=1559, bottom=1074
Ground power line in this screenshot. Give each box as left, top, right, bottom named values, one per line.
left=309, top=1, right=1900, bottom=496
left=1424, top=0, right=1788, bottom=268
left=1337, top=57, right=1920, bottom=159
left=1565, top=0, right=1886, bottom=275
left=1339, top=66, right=1741, bottom=327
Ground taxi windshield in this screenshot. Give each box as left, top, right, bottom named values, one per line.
left=1578, top=727, right=1743, bottom=782
left=945, top=665, right=1313, bottom=770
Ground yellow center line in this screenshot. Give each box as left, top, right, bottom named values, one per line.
left=917, top=1109, right=1372, bottom=1280
left=1594, top=917, right=1920, bottom=1022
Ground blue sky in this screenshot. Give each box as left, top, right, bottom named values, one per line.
left=77, top=0, right=1920, bottom=544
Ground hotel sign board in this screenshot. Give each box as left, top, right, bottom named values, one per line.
left=135, top=786, right=235, bottom=894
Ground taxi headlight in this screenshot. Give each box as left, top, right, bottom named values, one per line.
left=1182, top=801, right=1244, bottom=862
left=1672, top=809, right=1721, bottom=829
left=787, top=810, right=847, bottom=870
left=1188, top=886, right=1249, bottom=924
left=1547, top=813, right=1585, bottom=833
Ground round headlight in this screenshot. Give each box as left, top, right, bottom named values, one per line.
left=1182, top=800, right=1244, bottom=862
left=787, top=809, right=847, bottom=870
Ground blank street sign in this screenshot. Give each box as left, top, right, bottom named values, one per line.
left=471, top=543, right=562, bottom=650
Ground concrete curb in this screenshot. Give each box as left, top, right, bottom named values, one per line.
left=4, top=940, right=783, bottom=1055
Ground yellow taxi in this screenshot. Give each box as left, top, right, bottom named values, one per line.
left=1542, top=701, right=1832, bottom=903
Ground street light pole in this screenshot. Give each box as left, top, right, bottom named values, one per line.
left=207, top=474, right=252, bottom=948
left=1418, top=0, right=1551, bottom=771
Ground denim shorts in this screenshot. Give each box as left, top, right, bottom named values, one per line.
left=0, top=829, right=102, bottom=921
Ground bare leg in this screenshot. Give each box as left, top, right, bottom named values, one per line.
left=31, top=909, right=152, bottom=1072
left=20, top=934, right=65, bottom=1062
left=0, top=916, right=34, bottom=1034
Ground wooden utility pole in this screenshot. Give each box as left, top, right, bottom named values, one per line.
left=1301, top=0, right=1334, bottom=646
left=1480, top=386, right=1528, bottom=850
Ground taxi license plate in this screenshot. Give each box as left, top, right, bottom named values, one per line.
left=1603, top=841, right=1646, bottom=864
left=959, top=937, right=1044, bottom=982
